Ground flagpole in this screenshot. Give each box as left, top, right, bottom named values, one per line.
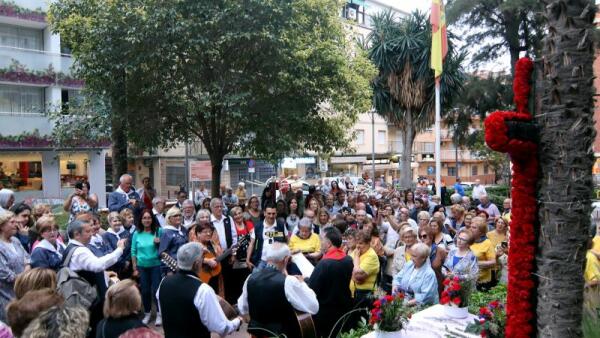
left=435, top=78, right=441, bottom=197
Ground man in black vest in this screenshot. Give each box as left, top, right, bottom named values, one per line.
left=250, top=203, right=288, bottom=270
left=309, top=227, right=354, bottom=337
left=157, top=242, right=243, bottom=338
left=63, top=219, right=125, bottom=338
left=238, top=242, right=319, bottom=337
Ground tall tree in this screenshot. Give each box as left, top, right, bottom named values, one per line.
left=446, top=0, right=544, bottom=75
left=536, top=0, right=596, bottom=336
left=49, top=0, right=154, bottom=184
left=50, top=0, right=375, bottom=197
left=447, top=74, right=513, bottom=182
left=369, top=10, right=465, bottom=189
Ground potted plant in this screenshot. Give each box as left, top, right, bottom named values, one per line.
left=368, top=293, right=414, bottom=337
left=464, top=300, right=506, bottom=337
left=440, top=275, right=474, bottom=318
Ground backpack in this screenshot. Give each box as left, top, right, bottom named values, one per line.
left=56, top=246, right=98, bottom=309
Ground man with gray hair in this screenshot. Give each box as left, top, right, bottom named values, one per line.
left=157, top=242, right=243, bottom=338
left=63, top=219, right=125, bottom=337
left=238, top=242, right=319, bottom=337
left=108, top=174, right=142, bottom=213
left=152, top=196, right=166, bottom=227
left=181, top=199, right=196, bottom=229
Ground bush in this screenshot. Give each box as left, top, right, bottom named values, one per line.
left=468, top=284, right=507, bottom=314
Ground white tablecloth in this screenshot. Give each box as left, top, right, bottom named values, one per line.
left=362, top=304, right=480, bottom=338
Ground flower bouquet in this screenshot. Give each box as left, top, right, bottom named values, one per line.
left=369, top=293, right=414, bottom=337
left=440, top=275, right=473, bottom=318
left=464, top=300, right=506, bottom=338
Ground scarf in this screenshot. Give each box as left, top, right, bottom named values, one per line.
left=323, top=247, right=346, bottom=261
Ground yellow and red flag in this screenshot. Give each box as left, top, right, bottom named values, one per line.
left=430, top=0, right=448, bottom=79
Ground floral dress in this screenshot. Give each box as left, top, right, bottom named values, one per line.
left=69, top=196, right=91, bottom=222
left=0, top=237, right=30, bottom=321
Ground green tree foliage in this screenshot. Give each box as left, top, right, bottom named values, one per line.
left=368, top=10, right=465, bottom=188
left=50, top=0, right=375, bottom=195
left=446, top=0, right=544, bottom=75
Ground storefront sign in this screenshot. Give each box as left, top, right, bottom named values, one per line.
left=190, top=161, right=212, bottom=181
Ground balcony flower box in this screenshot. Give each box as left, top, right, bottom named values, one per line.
left=0, top=1, right=46, bottom=23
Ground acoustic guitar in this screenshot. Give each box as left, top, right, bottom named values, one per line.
left=159, top=251, right=239, bottom=320
left=199, top=236, right=249, bottom=283
left=295, top=310, right=317, bottom=338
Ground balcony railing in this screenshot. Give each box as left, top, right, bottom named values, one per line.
left=0, top=46, right=74, bottom=76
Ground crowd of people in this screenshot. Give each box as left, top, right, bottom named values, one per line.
left=0, top=172, right=597, bottom=338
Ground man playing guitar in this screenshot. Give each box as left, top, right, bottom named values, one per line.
left=237, top=242, right=319, bottom=338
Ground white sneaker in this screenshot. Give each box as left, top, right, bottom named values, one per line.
left=154, top=312, right=162, bottom=327
left=142, top=312, right=151, bottom=325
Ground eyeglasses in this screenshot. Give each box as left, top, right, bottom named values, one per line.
left=419, top=234, right=428, bottom=239
left=457, top=237, right=469, bottom=242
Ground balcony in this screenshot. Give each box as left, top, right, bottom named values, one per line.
left=0, top=46, right=75, bottom=79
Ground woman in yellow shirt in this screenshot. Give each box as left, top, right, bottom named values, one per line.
left=350, top=231, right=380, bottom=303
left=469, top=216, right=496, bottom=291
left=289, top=219, right=322, bottom=264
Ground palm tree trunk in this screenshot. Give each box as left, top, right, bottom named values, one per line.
left=536, top=1, right=596, bottom=336
left=400, top=109, right=414, bottom=189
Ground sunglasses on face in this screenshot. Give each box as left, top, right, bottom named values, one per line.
left=419, top=234, right=428, bottom=239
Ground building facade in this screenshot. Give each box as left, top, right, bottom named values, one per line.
left=0, top=0, right=108, bottom=205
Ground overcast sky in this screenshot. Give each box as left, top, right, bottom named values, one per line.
left=392, top=1, right=511, bottom=73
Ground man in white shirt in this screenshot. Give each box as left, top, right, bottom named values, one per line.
left=209, top=197, right=238, bottom=304
left=64, top=219, right=125, bottom=337
left=158, top=242, right=243, bottom=338
left=472, top=179, right=487, bottom=204
left=181, top=199, right=196, bottom=230
left=194, top=182, right=210, bottom=208
left=238, top=242, right=318, bottom=337
left=152, top=197, right=167, bottom=227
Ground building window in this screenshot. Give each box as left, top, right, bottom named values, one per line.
left=166, top=166, right=185, bottom=186
left=0, top=84, right=44, bottom=114
left=472, top=165, right=478, bottom=176
left=448, top=166, right=457, bottom=177
left=61, top=89, right=84, bottom=112
left=377, top=130, right=386, bottom=145
left=342, top=2, right=365, bottom=24
left=356, top=129, right=365, bottom=145
left=0, top=24, right=43, bottom=50
left=424, top=142, right=434, bottom=153
left=484, top=164, right=489, bottom=175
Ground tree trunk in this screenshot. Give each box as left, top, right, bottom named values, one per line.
left=503, top=9, right=521, bottom=76
left=209, top=153, right=224, bottom=198
left=536, top=1, right=596, bottom=337
left=110, top=112, right=128, bottom=185
left=400, top=112, right=415, bottom=190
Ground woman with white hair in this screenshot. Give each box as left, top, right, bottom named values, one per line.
left=392, top=242, right=439, bottom=306
left=289, top=218, right=322, bottom=264
left=0, top=211, right=30, bottom=321
left=158, top=207, right=188, bottom=278
left=0, top=188, right=14, bottom=213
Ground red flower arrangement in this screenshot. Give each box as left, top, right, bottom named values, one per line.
left=484, top=57, right=537, bottom=338
left=440, top=276, right=473, bottom=308
left=369, top=293, right=414, bottom=332
left=465, top=300, right=506, bottom=338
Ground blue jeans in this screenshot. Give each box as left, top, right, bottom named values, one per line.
left=138, top=265, right=161, bottom=313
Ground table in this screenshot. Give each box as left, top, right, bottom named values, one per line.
left=362, top=304, right=480, bottom=338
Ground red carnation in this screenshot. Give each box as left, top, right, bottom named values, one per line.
left=452, top=297, right=461, bottom=305
left=453, top=276, right=460, bottom=282
left=441, top=290, right=449, bottom=298
left=452, top=283, right=461, bottom=291
left=441, top=296, right=450, bottom=305
left=443, top=278, right=451, bottom=286
left=397, top=292, right=405, bottom=299
left=481, top=330, right=487, bottom=337
left=490, top=300, right=500, bottom=308
left=373, top=300, right=381, bottom=308
left=385, top=295, right=394, bottom=302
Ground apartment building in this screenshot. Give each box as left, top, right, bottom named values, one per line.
left=0, top=0, right=108, bottom=205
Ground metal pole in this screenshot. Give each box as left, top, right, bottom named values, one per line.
left=371, top=109, right=376, bottom=183
left=435, top=81, right=442, bottom=196
left=184, top=142, right=190, bottom=195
